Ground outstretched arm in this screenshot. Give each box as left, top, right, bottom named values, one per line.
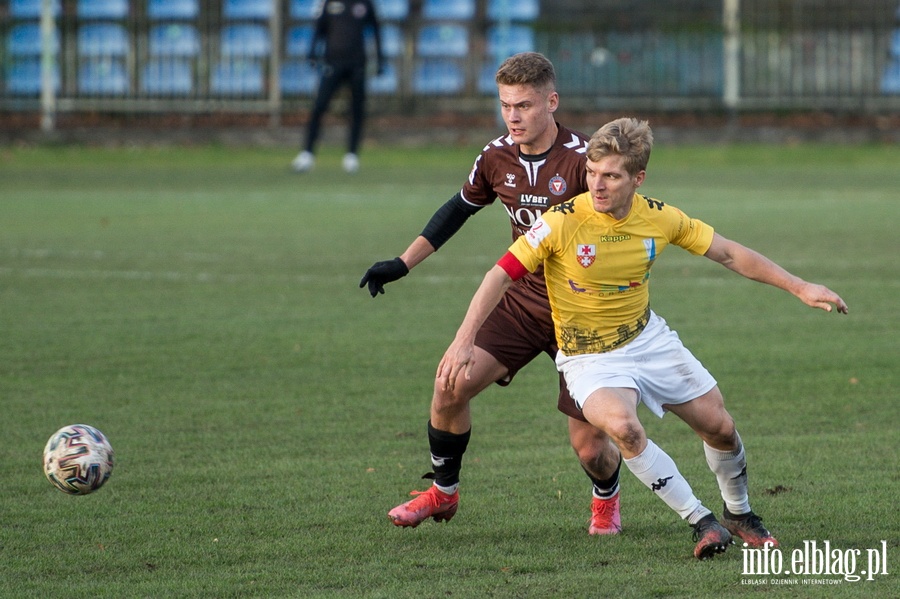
left=704, top=233, right=848, bottom=314
left=436, top=265, right=514, bottom=391
left=359, top=194, right=482, bottom=297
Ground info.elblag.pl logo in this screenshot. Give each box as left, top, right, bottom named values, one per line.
left=741, top=540, right=890, bottom=586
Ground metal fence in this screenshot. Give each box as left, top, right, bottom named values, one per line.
left=2, top=0, right=899, bottom=129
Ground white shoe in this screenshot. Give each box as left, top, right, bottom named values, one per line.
left=342, top=153, right=359, bottom=173
left=291, top=151, right=314, bottom=172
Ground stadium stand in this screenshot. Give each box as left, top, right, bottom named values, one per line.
left=149, top=24, right=201, bottom=57
left=280, top=61, right=319, bottom=95
left=79, top=60, right=128, bottom=95
left=416, top=24, right=468, bottom=57
left=422, top=0, right=475, bottom=21
left=211, top=60, right=264, bottom=95
left=290, top=0, right=320, bottom=20
left=8, top=23, right=58, bottom=56
left=486, top=25, right=535, bottom=59
left=376, top=0, right=409, bottom=21
left=6, top=59, right=60, bottom=95
left=486, top=0, right=539, bottom=22
left=10, top=0, right=61, bottom=18
left=224, top=0, right=274, bottom=21
left=413, top=59, right=464, bottom=94
left=147, top=0, right=200, bottom=21
left=142, top=59, right=194, bottom=95
left=76, top=0, right=129, bottom=20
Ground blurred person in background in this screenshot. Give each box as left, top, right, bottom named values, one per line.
left=291, top=0, right=384, bottom=174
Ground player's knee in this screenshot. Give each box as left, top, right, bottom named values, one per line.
left=704, top=413, right=737, bottom=449
left=431, top=380, right=474, bottom=413
left=605, top=419, right=645, bottom=455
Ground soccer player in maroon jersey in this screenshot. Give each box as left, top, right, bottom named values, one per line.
left=360, top=53, right=623, bottom=534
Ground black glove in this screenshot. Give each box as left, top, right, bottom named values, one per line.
left=359, top=257, right=409, bottom=297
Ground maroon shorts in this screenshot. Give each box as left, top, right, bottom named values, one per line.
left=473, top=270, right=586, bottom=421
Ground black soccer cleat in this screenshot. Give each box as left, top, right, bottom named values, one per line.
left=691, top=513, right=732, bottom=560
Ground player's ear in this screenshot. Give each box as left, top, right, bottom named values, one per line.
left=547, top=91, right=559, bottom=113
left=633, top=170, right=646, bottom=187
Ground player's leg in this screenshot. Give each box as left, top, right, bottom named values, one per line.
left=579, top=386, right=730, bottom=559
left=344, top=64, right=366, bottom=170
left=665, top=389, right=778, bottom=548
left=566, top=413, right=623, bottom=535
left=293, top=66, right=343, bottom=172
left=388, top=346, right=506, bottom=528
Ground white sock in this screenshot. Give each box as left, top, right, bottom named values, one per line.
left=704, top=432, right=751, bottom=515
left=435, top=483, right=458, bottom=495
left=625, top=439, right=710, bottom=524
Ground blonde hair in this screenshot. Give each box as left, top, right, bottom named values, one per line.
left=495, top=52, right=556, bottom=93
left=587, top=118, right=654, bottom=175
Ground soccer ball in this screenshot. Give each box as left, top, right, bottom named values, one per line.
left=43, top=424, right=114, bottom=495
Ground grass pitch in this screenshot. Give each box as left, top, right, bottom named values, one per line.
left=0, top=143, right=897, bottom=598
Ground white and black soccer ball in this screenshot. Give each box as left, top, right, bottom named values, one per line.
left=43, top=424, right=114, bottom=495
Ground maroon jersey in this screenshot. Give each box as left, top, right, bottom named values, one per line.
left=460, top=123, right=590, bottom=242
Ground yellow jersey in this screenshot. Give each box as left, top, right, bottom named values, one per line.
left=508, top=192, right=715, bottom=355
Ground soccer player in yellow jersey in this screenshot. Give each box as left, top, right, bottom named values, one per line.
left=437, top=117, right=849, bottom=560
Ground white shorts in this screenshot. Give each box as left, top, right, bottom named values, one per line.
left=555, top=311, right=717, bottom=418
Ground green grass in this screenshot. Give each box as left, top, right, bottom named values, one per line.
left=0, top=143, right=897, bottom=598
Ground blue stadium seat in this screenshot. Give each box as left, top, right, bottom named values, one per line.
left=77, top=0, right=129, bottom=20
left=79, top=60, right=129, bottom=95
left=149, top=24, right=200, bottom=57
left=290, top=0, right=320, bottom=20
left=8, top=23, right=59, bottom=56
left=416, top=24, right=468, bottom=57
left=367, top=23, right=403, bottom=58
left=280, top=60, right=319, bottom=95
left=147, top=0, right=200, bottom=21
left=422, top=0, right=474, bottom=20
left=486, top=25, right=535, bottom=59
left=211, top=59, right=265, bottom=95
left=478, top=61, right=498, bottom=94
left=413, top=59, right=464, bottom=94
left=224, top=0, right=273, bottom=20
left=486, top=0, right=539, bottom=22
left=6, top=59, right=60, bottom=95
left=78, top=23, right=129, bottom=58
left=369, top=61, right=398, bottom=94
left=142, top=59, right=194, bottom=94
left=375, top=0, right=409, bottom=21
left=882, top=61, right=900, bottom=94
left=285, top=25, right=314, bottom=57
left=220, top=24, right=271, bottom=57
left=10, top=0, right=61, bottom=19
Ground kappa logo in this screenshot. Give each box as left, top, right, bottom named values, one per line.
left=731, top=465, right=747, bottom=480
left=576, top=244, right=596, bottom=268
left=651, top=476, right=674, bottom=492
left=549, top=174, right=567, bottom=196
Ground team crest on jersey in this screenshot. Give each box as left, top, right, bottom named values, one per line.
left=549, top=175, right=567, bottom=196
left=576, top=244, right=596, bottom=267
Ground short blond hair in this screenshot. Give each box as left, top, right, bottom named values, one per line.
left=587, top=118, right=654, bottom=175
left=495, top=52, right=556, bottom=93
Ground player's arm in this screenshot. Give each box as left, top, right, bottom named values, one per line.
left=703, top=233, right=848, bottom=314
left=436, top=253, right=529, bottom=391
left=359, top=193, right=483, bottom=297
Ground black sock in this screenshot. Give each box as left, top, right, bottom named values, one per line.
left=426, top=420, right=471, bottom=488
left=585, top=458, right=622, bottom=499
